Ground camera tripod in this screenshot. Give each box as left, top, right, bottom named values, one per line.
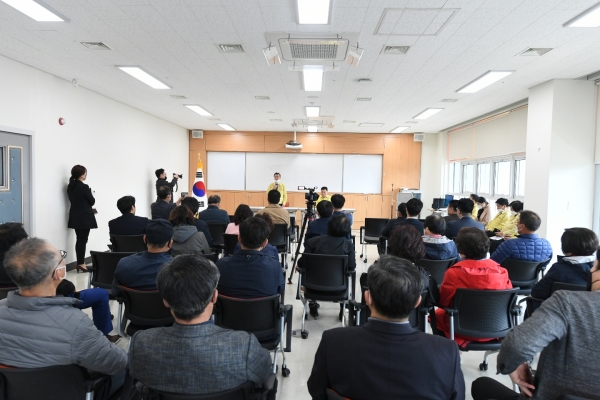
left=287, top=201, right=316, bottom=285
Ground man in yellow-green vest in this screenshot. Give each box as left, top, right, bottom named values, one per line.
left=266, top=172, right=287, bottom=206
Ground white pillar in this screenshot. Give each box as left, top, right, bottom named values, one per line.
left=525, top=79, right=596, bottom=257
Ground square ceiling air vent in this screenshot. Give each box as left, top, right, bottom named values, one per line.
left=217, top=44, right=245, bottom=53
left=441, top=99, right=458, bottom=102
left=170, top=95, right=187, bottom=99
left=255, top=96, right=270, bottom=100
left=381, top=45, right=410, bottom=55
left=80, top=41, right=112, bottom=50
left=517, top=47, right=553, bottom=56
left=355, top=97, right=372, bottom=102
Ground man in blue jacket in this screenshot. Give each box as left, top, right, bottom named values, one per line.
left=445, top=198, right=484, bottom=239
left=304, top=200, right=333, bottom=244
left=422, top=214, right=458, bottom=260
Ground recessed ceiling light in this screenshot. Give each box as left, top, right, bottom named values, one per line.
left=307, top=126, right=318, bottom=132
left=117, top=66, right=170, bottom=89
left=303, top=66, right=323, bottom=91
left=1, top=0, right=65, bottom=21
left=456, top=70, right=514, bottom=94
left=170, top=95, right=187, bottom=99
left=254, top=96, right=270, bottom=100
left=413, top=108, right=443, bottom=120
left=355, top=97, right=372, bottom=102
left=564, top=3, right=600, bottom=27
left=185, top=105, right=212, bottom=117
left=297, top=0, right=330, bottom=24
left=217, top=124, right=235, bottom=131
left=359, top=122, right=385, bottom=127
left=305, top=106, right=320, bottom=117
left=390, top=126, right=409, bottom=133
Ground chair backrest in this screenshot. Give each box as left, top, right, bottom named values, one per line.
left=214, top=295, right=280, bottom=340
left=452, top=288, right=519, bottom=339
left=90, top=251, right=135, bottom=290
left=364, top=218, right=389, bottom=237
left=551, top=282, right=587, bottom=294
left=208, top=224, right=227, bottom=246
left=223, top=234, right=239, bottom=256
left=407, top=289, right=430, bottom=332
left=501, top=258, right=550, bottom=288
left=300, top=254, right=348, bottom=293
left=268, top=224, right=287, bottom=248
left=137, top=381, right=255, bottom=400
left=118, top=286, right=174, bottom=327
left=414, top=258, right=455, bottom=287
left=0, top=287, right=17, bottom=300
left=110, top=234, right=147, bottom=252
left=0, top=364, right=88, bottom=400
left=228, top=215, right=235, bottom=223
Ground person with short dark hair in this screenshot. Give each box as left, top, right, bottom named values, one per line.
left=435, top=227, right=512, bottom=348
left=155, top=168, right=178, bottom=203
left=108, top=195, right=149, bottom=235
left=226, top=204, right=253, bottom=235
left=256, top=190, right=290, bottom=228
left=315, top=186, right=331, bottom=205
left=198, top=195, right=230, bottom=224
left=469, top=193, right=479, bottom=219
left=129, top=255, right=272, bottom=394
left=444, top=200, right=460, bottom=223
left=67, top=164, right=97, bottom=273
left=379, top=202, right=411, bottom=253
left=0, top=222, right=28, bottom=287
left=382, top=199, right=424, bottom=239
left=330, top=194, right=353, bottom=237
left=422, top=215, right=459, bottom=260
left=170, top=206, right=211, bottom=256
left=216, top=217, right=284, bottom=299
left=233, top=213, right=279, bottom=259
left=307, top=255, right=465, bottom=400
left=499, top=200, right=524, bottom=239
left=151, top=186, right=178, bottom=220
left=476, top=197, right=491, bottom=225
left=486, top=197, right=511, bottom=234
left=305, top=200, right=334, bottom=243
left=445, top=198, right=485, bottom=239
left=266, top=172, right=287, bottom=206
left=181, top=196, right=213, bottom=247
left=530, top=227, right=598, bottom=306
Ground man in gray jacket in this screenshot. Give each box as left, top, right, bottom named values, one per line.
left=0, top=238, right=128, bottom=397
left=129, top=254, right=272, bottom=394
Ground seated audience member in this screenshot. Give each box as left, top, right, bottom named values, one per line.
left=305, top=200, right=334, bottom=243
left=108, top=195, right=149, bottom=235
left=129, top=255, right=272, bottom=395
left=181, top=196, right=213, bottom=247
left=381, top=202, right=407, bottom=238
left=444, top=200, right=460, bottom=223
left=216, top=217, right=284, bottom=298
left=0, top=238, right=127, bottom=398
left=151, top=186, right=177, bottom=220
left=472, top=253, right=600, bottom=400
left=499, top=200, right=523, bottom=239
left=307, top=255, right=465, bottom=400
left=315, top=186, right=331, bottom=205
left=233, top=213, right=279, bottom=259
left=476, top=197, right=491, bottom=225
left=485, top=198, right=510, bottom=235
left=169, top=206, right=211, bottom=256
left=491, top=210, right=552, bottom=265
left=226, top=204, right=253, bottom=235
left=300, top=214, right=356, bottom=319
left=257, top=190, right=290, bottom=228
left=398, top=198, right=425, bottom=235
left=198, top=195, right=230, bottom=224
left=422, top=215, right=459, bottom=260
left=530, top=227, right=597, bottom=305
left=112, top=219, right=173, bottom=297
left=435, top=227, right=512, bottom=348
left=0, top=223, right=119, bottom=341
left=331, top=193, right=354, bottom=227
left=469, top=193, right=479, bottom=219
left=445, top=198, right=484, bottom=239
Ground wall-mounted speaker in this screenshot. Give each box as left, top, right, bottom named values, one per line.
left=192, top=130, right=203, bottom=139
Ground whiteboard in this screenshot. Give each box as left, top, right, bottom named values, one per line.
left=343, top=154, right=382, bottom=194
left=245, top=153, right=343, bottom=192
left=207, top=152, right=245, bottom=190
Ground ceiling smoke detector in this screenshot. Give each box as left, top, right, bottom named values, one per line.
left=381, top=45, right=410, bottom=55
left=517, top=48, right=553, bottom=56
left=217, top=44, right=245, bottom=53
left=80, top=41, right=112, bottom=50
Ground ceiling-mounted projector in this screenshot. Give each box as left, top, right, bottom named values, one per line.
left=286, top=129, right=302, bottom=149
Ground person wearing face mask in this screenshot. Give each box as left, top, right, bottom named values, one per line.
left=315, top=186, right=331, bottom=206
left=485, top=198, right=510, bottom=237
left=266, top=172, right=287, bottom=206
left=489, top=200, right=525, bottom=254
left=476, top=197, right=491, bottom=225
left=471, top=249, right=600, bottom=400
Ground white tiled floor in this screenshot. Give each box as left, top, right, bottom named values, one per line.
left=69, top=232, right=516, bottom=400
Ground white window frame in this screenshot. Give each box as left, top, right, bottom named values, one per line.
left=512, top=156, right=526, bottom=201
left=448, top=162, right=462, bottom=194
left=475, top=160, right=491, bottom=196
left=461, top=162, right=476, bottom=194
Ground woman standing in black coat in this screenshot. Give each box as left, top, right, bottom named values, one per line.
left=67, top=165, right=97, bottom=273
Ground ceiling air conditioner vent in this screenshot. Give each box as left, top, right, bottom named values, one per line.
left=381, top=45, right=410, bottom=55
left=279, top=37, right=349, bottom=61
left=518, top=48, right=552, bottom=56
left=414, top=134, right=425, bottom=142
left=170, top=95, right=187, bottom=99
left=441, top=98, right=458, bottom=102
left=355, top=97, right=372, bottom=102
left=80, top=41, right=112, bottom=50
left=218, top=44, right=245, bottom=53
left=254, top=96, right=270, bottom=100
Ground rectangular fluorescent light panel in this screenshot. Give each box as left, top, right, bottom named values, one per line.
left=1, top=0, right=64, bottom=21
left=305, top=106, right=320, bottom=117
left=117, top=66, right=170, bottom=89
left=217, top=124, right=235, bottom=131
left=564, top=3, right=600, bottom=27
left=413, top=108, right=444, bottom=120
left=185, top=105, right=212, bottom=117
left=297, top=0, right=330, bottom=24
left=391, top=126, right=409, bottom=133
left=307, top=126, right=318, bottom=132
left=456, top=70, right=514, bottom=94
left=303, top=66, right=323, bottom=91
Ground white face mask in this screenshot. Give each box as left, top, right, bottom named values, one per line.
left=274, top=179, right=279, bottom=183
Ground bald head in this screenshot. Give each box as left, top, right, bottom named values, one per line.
left=4, top=238, right=60, bottom=290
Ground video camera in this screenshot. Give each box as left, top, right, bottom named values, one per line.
left=298, top=186, right=319, bottom=203
left=173, top=173, right=183, bottom=179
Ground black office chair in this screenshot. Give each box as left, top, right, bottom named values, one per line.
left=135, top=374, right=278, bottom=400
left=88, top=251, right=135, bottom=294
left=0, top=286, right=17, bottom=300
left=297, top=254, right=352, bottom=338
left=439, top=288, right=520, bottom=371
left=359, top=218, right=389, bottom=263
left=521, top=281, right=587, bottom=319
left=557, top=395, right=596, bottom=400
left=223, top=234, right=239, bottom=257
left=229, top=215, right=235, bottom=223
left=0, top=364, right=109, bottom=400
left=501, top=258, right=551, bottom=295
left=116, top=286, right=174, bottom=337
left=325, top=388, right=347, bottom=400
left=208, top=223, right=227, bottom=255
left=110, top=234, right=147, bottom=253
left=269, top=224, right=289, bottom=270
left=551, top=282, right=587, bottom=293
left=214, top=294, right=291, bottom=377
left=415, top=258, right=456, bottom=288
left=288, top=216, right=299, bottom=258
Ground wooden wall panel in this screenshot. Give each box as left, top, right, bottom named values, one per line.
left=189, top=134, right=206, bottom=190
left=264, top=133, right=324, bottom=153
left=206, top=134, right=264, bottom=152
left=205, top=190, right=235, bottom=215
left=323, top=136, right=384, bottom=154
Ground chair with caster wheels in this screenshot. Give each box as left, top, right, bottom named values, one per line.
left=358, top=218, right=389, bottom=263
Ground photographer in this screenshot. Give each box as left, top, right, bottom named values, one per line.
left=155, top=168, right=180, bottom=203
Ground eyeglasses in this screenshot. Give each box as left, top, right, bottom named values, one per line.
left=53, top=250, right=67, bottom=277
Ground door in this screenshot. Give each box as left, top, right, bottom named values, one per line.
left=0, top=131, right=31, bottom=233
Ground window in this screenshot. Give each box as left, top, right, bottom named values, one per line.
left=448, top=162, right=461, bottom=193
left=494, top=160, right=511, bottom=196
left=514, top=159, right=526, bottom=197
left=462, top=164, right=474, bottom=193
left=0, top=147, right=5, bottom=188
left=477, top=162, right=490, bottom=194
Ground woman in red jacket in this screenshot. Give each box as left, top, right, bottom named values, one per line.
left=435, top=227, right=512, bottom=348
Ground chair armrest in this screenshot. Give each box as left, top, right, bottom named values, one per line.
left=349, top=299, right=365, bottom=311
left=440, top=306, right=458, bottom=316
left=260, top=373, right=278, bottom=399
left=84, top=375, right=110, bottom=393
left=86, top=265, right=97, bottom=272
left=359, top=226, right=365, bottom=244
left=135, top=381, right=151, bottom=400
